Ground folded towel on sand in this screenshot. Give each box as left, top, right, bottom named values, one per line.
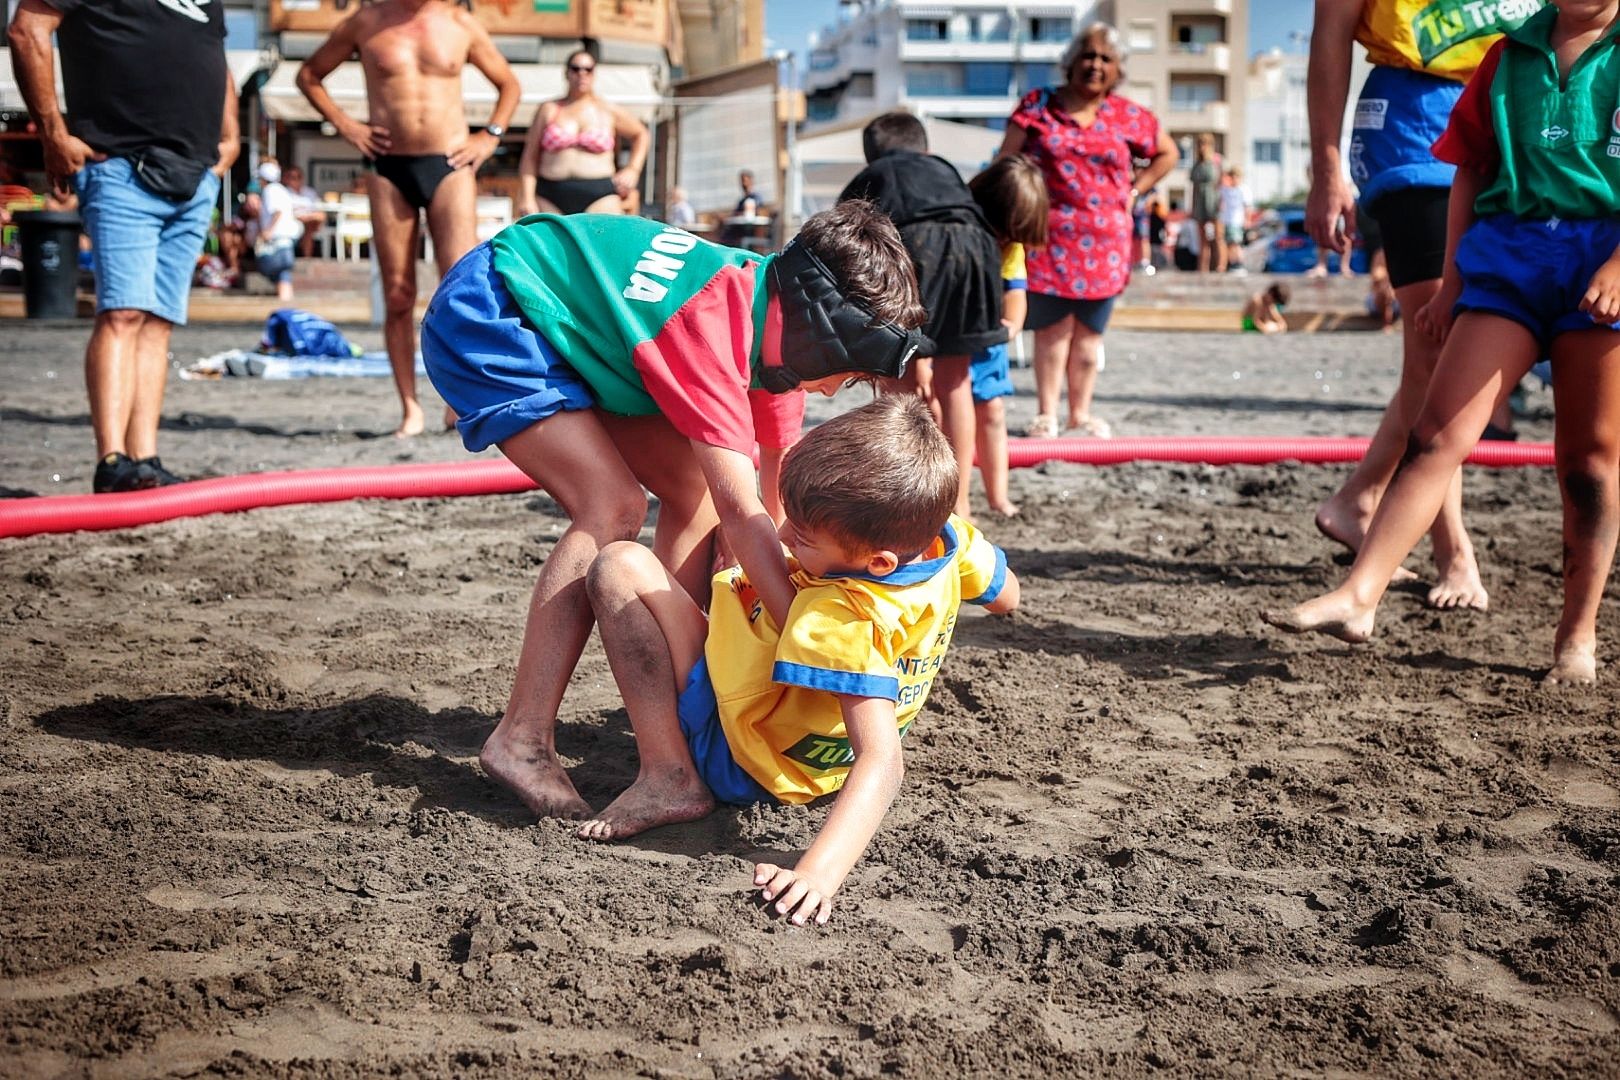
left=182, top=349, right=426, bottom=381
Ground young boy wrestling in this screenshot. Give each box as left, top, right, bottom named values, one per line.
left=578, top=395, right=1020, bottom=925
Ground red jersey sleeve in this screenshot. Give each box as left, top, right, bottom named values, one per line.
left=629, top=264, right=758, bottom=454
left=1432, top=39, right=1505, bottom=173
left=747, top=387, right=805, bottom=451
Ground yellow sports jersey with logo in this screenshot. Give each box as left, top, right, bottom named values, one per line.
left=1356, top=0, right=1543, bottom=80
left=704, top=515, right=1008, bottom=804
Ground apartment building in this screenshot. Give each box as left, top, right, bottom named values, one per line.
left=1113, top=0, right=1247, bottom=204
left=802, top=0, right=1110, bottom=131
left=1246, top=46, right=1372, bottom=205
left=803, top=0, right=1249, bottom=209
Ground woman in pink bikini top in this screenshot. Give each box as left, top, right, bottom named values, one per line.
left=518, top=48, right=650, bottom=217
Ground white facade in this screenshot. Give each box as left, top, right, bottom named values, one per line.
left=802, top=0, right=1110, bottom=132
left=1244, top=45, right=1371, bottom=205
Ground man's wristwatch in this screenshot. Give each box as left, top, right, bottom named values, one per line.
left=485, top=124, right=506, bottom=138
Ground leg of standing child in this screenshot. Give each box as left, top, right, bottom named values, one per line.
left=578, top=541, right=715, bottom=840
left=1266, top=312, right=1536, bottom=641
left=605, top=414, right=722, bottom=608
left=480, top=412, right=651, bottom=819
left=976, top=397, right=1017, bottom=517
left=1546, top=328, right=1620, bottom=685
left=1315, top=278, right=1486, bottom=609
left=930, top=355, right=976, bottom=518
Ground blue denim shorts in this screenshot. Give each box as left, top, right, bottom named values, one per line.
left=676, top=658, right=777, bottom=806
left=74, top=157, right=219, bottom=325
left=420, top=241, right=595, bottom=453
left=256, top=241, right=295, bottom=285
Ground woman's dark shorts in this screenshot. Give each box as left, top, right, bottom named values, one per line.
left=1024, top=291, right=1118, bottom=335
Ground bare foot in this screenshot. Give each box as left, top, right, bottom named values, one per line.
left=988, top=500, right=1020, bottom=518
left=479, top=729, right=593, bottom=819
left=442, top=405, right=459, bottom=432
left=1544, top=642, right=1598, bottom=686
left=1261, top=593, right=1375, bottom=644
left=1426, top=555, right=1488, bottom=611
left=1314, top=497, right=1419, bottom=584
left=394, top=398, right=426, bottom=439
left=576, top=766, right=715, bottom=841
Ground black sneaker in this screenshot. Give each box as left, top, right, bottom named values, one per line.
left=135, top=456, right=186, bottom=487
left=92, top=452, right=145, bottom=493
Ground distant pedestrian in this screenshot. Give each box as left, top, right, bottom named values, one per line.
left=1189, top=134, right=1221, bottom=274
left=8, top=0, right=238, bottom=492
left=1217, top=167, right=1250, bottom=273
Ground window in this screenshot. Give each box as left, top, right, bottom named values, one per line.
left=224, top=8, right=258, bottom=51
left=1169, top=78, right=1222, bottom=110
left=809, top=49, right=839, bottom=71
left=906, top=19, right=948, bottom=42
left=974, top=13, right=1012, bottom=42
left=1125, top=82, right=1156, bottom=109
left=906, top=64, right=962, bottom=96
left=1254, top=140, right=1282, bottom=164
left=808, top=98, right=840, bottom=122
left=1028, top=17, right=1072, bottom=43
left=963, top=63, right=1013, bottom=97
left=848, top=73, right=875, bottom=97
left=1127, top=21, right=1155, bottom=52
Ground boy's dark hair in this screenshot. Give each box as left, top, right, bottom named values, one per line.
left=1267, top=282, right=1291, bottom=306
left=780, top=394, right=957, bottom=558
left=969, top=155, right=1049, bottom=247
left=794, top=201, right=927, bottom=330
left=862, top=111, right=928, bottom=162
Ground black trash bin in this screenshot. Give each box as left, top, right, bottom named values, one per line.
left=15, top=209, right=83, bottom=319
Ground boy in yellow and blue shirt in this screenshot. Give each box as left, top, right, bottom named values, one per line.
left=577, top=394, right=1019, bottom=925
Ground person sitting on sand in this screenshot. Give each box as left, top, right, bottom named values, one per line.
left=576, top=395, right=1020, bottom=926
left=1242, top=283, right=1290, bottom=335
left=419, top=201, right=929, bottom=820
left=1264, top=0, right=1620, bottom=686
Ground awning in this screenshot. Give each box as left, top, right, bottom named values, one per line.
left=258, top=60, right=663, bottom=126
left=0, top=49, right=272, bottom=112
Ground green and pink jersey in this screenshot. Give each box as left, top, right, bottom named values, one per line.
left=490, top=215, right=779, bottom=455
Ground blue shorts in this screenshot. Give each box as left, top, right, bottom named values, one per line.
left=421, top=242, right=595, bottom=453
left=1024, top=292, right=1117, bottom=335
left=256, top=242, right=295, bottom=285
left=969, top=342, right=1013, bottom=403
left=1349, top=65, right=1460, bottom=207
left=1454, top=215, right=1620, bottom=346
left=676, top=658, right=777, bottom=807
left=74, top=156, right=219, bottom=325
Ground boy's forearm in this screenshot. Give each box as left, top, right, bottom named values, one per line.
left=983, top=568, right=1020, bottom=614
left=794, top=747, right=903, bottom=891
left=1440, top=167, right=1486, bottom=284
left=692, top=441, right=794, bottom=627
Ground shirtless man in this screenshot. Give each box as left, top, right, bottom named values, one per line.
left=297, top=0, right=520, bottom=438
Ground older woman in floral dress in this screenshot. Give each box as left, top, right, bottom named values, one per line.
left=997, top=23, right=1177, bottom=438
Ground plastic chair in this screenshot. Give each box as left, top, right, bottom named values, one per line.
left=335, top=193, right=372, bottom=261
left=475, top=195, right=513, bottom=242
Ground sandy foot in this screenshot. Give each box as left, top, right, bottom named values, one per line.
left=1544, top=642, right=1598, bottom=687
left=576, top=766, right=715, bottom=841
left=479, top=730, right=593, bottom=819
left=1314, top=499, right=1420, bottom=585
left=1261, top=594, right=1375, bottom=645
left=1427, top=557, right=1489, bottom=611
left=394, top=399, right=426, bottom=439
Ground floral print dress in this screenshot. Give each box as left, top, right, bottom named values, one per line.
left=1010, top=88, right=1162, bottom=301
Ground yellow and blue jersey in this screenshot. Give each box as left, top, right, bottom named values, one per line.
left=1355, top=0, right=1541, bottom=80
left=703, top=515, right=1007, bottom=804
left=1000, top=242, right=1027, bottom=292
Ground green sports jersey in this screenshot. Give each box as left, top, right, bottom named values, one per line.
left=490, top=215, right=776, bottom=452
left=1434, top=7, right=1620, bottom=220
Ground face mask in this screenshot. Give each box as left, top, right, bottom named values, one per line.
left=761, top=237, right=927, bottom=394
left=258, top=162, right=282, bottom=185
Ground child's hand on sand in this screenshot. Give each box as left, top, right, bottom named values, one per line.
left=754, top=862, right=834, bottom=926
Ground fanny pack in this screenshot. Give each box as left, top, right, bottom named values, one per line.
left=129, top=147, right=210, bottom=203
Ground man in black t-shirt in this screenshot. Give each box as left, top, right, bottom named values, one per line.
left=8, top=0, right=238, bottom=493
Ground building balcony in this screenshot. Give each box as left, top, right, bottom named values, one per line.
left=1165, top=100, right=1230, bottom=130
left=1168, top=41, right=1230, bottom=73
left=899, top=92, right=1017, bottom=119
left=1171, top=0, right=1233, bottom=13
left=900, top=39, right=1020, bottom=61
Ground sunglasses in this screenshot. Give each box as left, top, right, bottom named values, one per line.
left=568, top=63, right=595, bottom=73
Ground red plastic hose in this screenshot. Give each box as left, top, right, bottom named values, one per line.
left=0, top=437, right=1556, bottom=540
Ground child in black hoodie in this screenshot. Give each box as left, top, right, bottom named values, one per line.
left=840, top=112, right=1005, bottom=518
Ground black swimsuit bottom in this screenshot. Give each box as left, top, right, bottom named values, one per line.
left=369, top=154, right=456, bottom=211
left=536, top=176, right=617, bottom=215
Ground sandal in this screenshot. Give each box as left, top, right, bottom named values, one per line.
left=1065, top=416, right=1113, bottom=439
left=1024, top=414, right=1059, bottom=438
